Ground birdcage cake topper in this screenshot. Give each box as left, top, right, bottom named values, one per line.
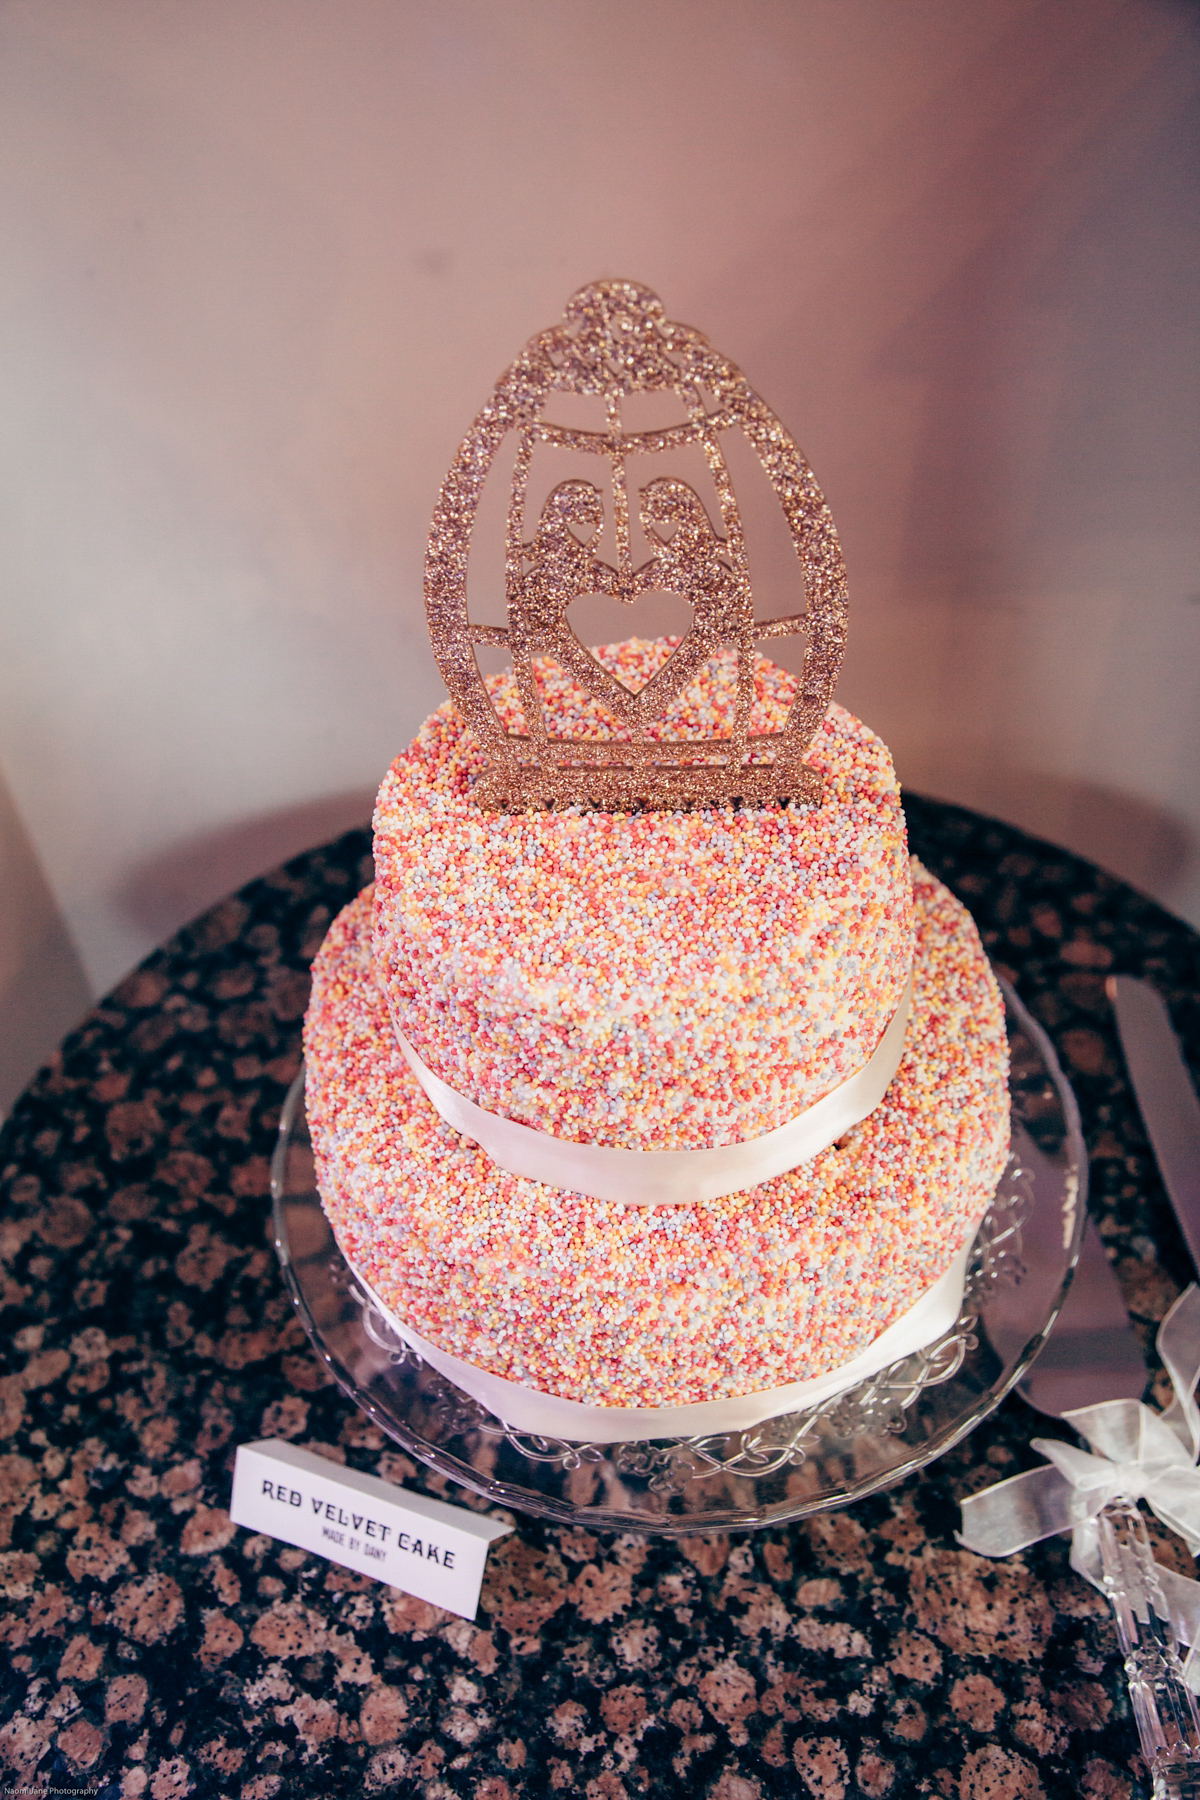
left=424, top=279, right=848, bottom=810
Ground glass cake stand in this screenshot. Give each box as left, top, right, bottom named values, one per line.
left=271, top=982, right=1086, bottom=1535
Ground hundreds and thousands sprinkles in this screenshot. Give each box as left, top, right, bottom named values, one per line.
left=303, top=643, right=1009, bottom=1409
left=371, top=641, right=914, bottom=1152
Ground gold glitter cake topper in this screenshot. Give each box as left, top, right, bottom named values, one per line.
left=424, top=280, right=848, bottom=810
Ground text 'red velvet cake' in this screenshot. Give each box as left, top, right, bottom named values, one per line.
left=303, top=642, right=1010, bottom=1434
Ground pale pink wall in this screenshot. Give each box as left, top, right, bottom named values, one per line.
left=1, top=0, right=1198, bottom=1110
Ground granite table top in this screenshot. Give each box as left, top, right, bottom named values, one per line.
left=2, top=793, right=1199, bottom=1800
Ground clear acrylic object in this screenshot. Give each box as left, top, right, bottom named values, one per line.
left=271, top=982, right=1086, bottom=1535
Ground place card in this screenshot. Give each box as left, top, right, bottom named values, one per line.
left=229, top=1440, right=513, bottom=1620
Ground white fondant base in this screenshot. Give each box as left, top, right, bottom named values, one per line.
left=350, top=1240, right=972, bottom=1443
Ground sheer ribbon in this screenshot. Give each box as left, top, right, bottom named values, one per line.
left=396, top=972, right=913, bottom=1206
left=959, top=1285, right=1200, bottom=1688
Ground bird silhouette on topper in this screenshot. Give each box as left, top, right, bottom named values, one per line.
left=424, top=279, right=848, bottom=810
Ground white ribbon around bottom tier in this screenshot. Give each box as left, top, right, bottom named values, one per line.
left=959, top=1285, right=1200, bottom=1690
left=395, top=971, right=913, bottom=1207
left=349, top=1236, right=970, bottom=1443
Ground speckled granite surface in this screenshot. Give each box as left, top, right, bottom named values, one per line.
left=1, top=795, right=1199, bottom=1800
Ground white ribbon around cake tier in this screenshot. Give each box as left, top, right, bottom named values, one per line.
left=395, top=970, right=913, bottom=1207
left=350, top=1238, right=969, bottom=1443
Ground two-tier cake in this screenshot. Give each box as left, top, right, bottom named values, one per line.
left=302, top=283, right=1010, bottom=1440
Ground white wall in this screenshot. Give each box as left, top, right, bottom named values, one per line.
left=1, top=0, right=1198, bottom=1111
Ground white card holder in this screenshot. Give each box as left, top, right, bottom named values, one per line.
left=230, top=1440, right=512, bottom=1620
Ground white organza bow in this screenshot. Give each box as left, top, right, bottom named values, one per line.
left=959, top=1285, right=1200, bottom=1685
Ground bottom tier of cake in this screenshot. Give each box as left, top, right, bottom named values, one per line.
left=304, top=859, right=1009, bottom=1415
left=347, top=1238, right=971, bottom=1440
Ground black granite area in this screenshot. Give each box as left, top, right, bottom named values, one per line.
left=0, top=796, right=1197, bottom=1800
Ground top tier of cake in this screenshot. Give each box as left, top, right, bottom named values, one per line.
left=371, top=639, right=914, bottom=1153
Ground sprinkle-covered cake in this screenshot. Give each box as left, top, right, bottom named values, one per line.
left=303, top=643, right=1010, bottom=1430
left=371, top=643, right=914, bottom=1156
left=301, top=280, right=1011, bottom=1438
